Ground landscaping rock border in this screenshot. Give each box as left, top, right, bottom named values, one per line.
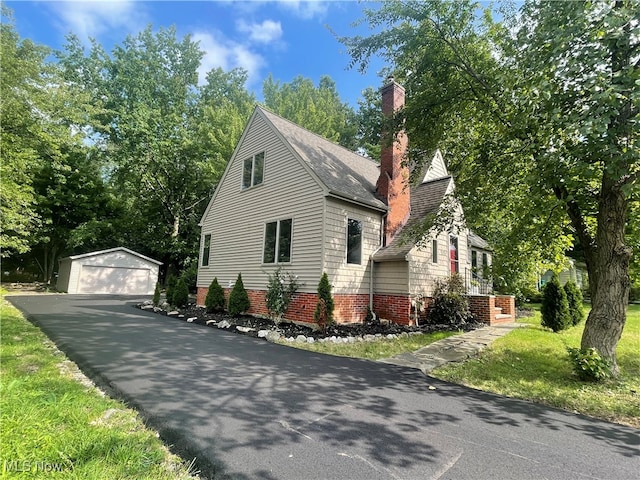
left=134, top=300, right=484, bottom=343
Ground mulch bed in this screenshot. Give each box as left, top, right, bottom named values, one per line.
left=134, top=302, right=484, bottom=341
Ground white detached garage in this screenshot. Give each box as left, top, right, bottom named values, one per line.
left=57, top=247, right=162, bottom=295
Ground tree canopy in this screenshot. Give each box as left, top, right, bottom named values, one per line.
left=339, top=0, right=639, bottom=373
left=2, top=10, right=362, bottom=284
left=263, top=74, right=359, bottom=149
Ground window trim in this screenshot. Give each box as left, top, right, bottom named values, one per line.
left=262, top=218, right=293, bottom=265
left=202, top=234, right=211, bottom=267
left=346, top=217, right=363, bottom=265
left=241, top=151, right=265, bottom=190
left=432, top=239, right=438, bottom=264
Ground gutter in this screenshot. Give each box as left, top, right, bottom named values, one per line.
left=326, top=191, right=388, bottom=213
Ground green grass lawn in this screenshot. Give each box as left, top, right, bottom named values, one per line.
left=278, top=330, right=462, bottom=360
left=0, top=296, right=199, bottom=479
left=432, top=304, right=640, bottom=427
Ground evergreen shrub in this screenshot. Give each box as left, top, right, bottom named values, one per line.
left=205, top=277, right=226, bottom=313
left=172, top=278, right=189, bottom=308
left=152, top=282, right=161, bottom=307
left=165, top=275, right=177, bottom=306
left=314, top=272, right=334, bottom=332
left=541, top=274, right=572, bottom=332
left=228, top=273, right=250, bottom=316
left=563, top=280, right=584, bottom=326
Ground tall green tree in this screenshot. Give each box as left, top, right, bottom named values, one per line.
left=1, top=8, right=111, bottom=282
left=340, top=0, right=638, bottom=374
left=263, top=74, right=359, bottom=149
left=0, top=9, right=46, bottom=255
left=31, top=147, right=113, bottom=283
left=56, top=28, right=255, bottom=275
left=197, top=67, right=255, bottom=182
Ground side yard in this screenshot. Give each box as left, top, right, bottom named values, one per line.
left=432, top=305, right=640, bottom=428
left=0, top=295, right=199, bottom=479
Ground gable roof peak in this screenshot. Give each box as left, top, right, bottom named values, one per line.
left=256, top=105, right=387, bottom=211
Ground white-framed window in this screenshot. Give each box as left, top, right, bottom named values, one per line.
left=263, top=218, right=292, bottom=264
left=449, top=235, right=459, bottom=274
left=346, top=218, right=363, bottom=264
left=471, top=250, right=478, bottom=279
left=432, top=239, right=438, bottom=263
left=202, top=234, right=211, bottom=267
left=242, top=151, right=265, bottom=189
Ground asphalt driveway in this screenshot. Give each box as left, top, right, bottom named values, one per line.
left=7, top=294, right=639, bottom=479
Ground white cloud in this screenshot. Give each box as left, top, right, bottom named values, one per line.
left=277, top=0, right=330, bottom=20
left=236, top=19, right=283, bottom=44
left=46, top=0, right=146, bottom=42
left=193, top=31, right=265, bottom=87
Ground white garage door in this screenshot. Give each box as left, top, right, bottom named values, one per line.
left=78, top=265, right=150, bottom=294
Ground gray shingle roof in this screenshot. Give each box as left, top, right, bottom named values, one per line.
left=468, top=231, right=491, bottom=250
left=259, top=107, right=387, bottom=211
left=372, top=177, right=453, bottom=261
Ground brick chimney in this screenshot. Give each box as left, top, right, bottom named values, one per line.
left=377, top=77, right=410, bottom=246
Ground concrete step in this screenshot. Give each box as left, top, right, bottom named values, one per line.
left=491, top=313, right=514, bottom=325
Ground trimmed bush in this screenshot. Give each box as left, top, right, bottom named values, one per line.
left=541, top=274, right=572, bottom=332
left=228, top=273, right=250, bottom=316
left=314, top=272, right=334, bottom=332
left=152, top=282, right=161, bottom=307
left=180, top=262, right=198, bottom=293
left=172, top=278, right=189, bottom=308
left=564, top=280, right=584, bottom=326
left=427, top=274, right=473, bottom=325
left=165, top=275, right=177, bottom=306
left=204, top=277, right=225, bottom=313
left=265, top=267, right=301, bottom=323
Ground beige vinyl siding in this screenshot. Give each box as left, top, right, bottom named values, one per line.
left=408, top=227, right=469, bottom=296
left=198, top=113, right=325, bottom=293
left=422, top=150, right=449, bottom=182
left=323, top=198, right=383, bottom=294
left=373, top=260, right=409, bottom=294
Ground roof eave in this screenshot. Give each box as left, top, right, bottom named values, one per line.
left=326, top=191, right=388, bottom=212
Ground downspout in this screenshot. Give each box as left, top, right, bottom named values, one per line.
left=369, top=257, right=374, bottom=312
left=369, top=212, right=387, bottom=317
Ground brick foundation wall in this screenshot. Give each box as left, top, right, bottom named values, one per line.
left=197, top=287, right=371, bottom=324
left=373, top=294, right=413, bottom=326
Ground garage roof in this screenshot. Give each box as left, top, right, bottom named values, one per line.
left=60, top=247, right=163, bottom=265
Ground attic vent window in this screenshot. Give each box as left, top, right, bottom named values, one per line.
left=242, top=151, right=264, bottom=189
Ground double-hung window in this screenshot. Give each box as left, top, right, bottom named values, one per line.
left=202, top=234, right=211, bottom=267
left=263, top=219, right=292, bottom=263
left=242, top=151, right=264, bottom=189
left=347, top=218, right=362, bottom=264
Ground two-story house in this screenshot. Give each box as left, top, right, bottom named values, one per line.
left=196, top=79, right=511, bottom=325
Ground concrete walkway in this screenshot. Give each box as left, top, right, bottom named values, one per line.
left=379, top=322, right=522, bottom=374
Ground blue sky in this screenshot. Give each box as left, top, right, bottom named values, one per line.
left=6, top=0, right=388, bottom=107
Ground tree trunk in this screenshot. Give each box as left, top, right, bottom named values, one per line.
left=172, top=214, right=180, bottom=239
left=580, top=173, right=631, bottom=376
left=42, top=244, right=58, bottom=285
